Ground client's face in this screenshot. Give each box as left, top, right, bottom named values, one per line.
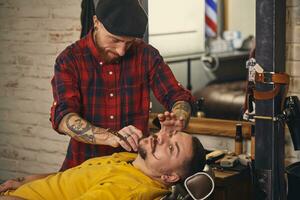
left=137, top=130, right=193, bottom=174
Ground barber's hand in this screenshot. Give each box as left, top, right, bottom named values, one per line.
left=0, top=178, right=24, bottom=193
left=108, top=125, right=143, bottom=152
left=158, top=111, right=185, bottom=133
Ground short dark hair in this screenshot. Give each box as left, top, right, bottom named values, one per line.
left=180, top=136, right=206, bottom=181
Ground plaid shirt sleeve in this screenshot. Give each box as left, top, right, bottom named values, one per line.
left=50, top=51, right=81, bottom=133
left=148, top=47, right=196, bottom=111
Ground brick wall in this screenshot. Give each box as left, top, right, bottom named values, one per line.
left=0, top=0, right=81, bottom=181
left=285, top=0, right=300, bottom=163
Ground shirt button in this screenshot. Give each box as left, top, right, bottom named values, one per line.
left=109, top=71, right=113, bottom=75
left=110, top=93, right=114, bottom=97
left=110, top=115, right=114, bottom=119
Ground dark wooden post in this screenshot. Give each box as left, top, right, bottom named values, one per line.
left=255, top=0, right=286, bottom=199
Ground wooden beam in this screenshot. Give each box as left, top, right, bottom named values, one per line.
left=149, top=113, right=254, bottom=139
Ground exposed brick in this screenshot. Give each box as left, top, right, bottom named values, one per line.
left=43, top=19, right=81, bottom=32
left=0, top=121, right=26, bottom=135
left=4, top=0, right=44, bottom=7
left=286, top=25, right=300, bottom=43
left=0, top=41, right=13, bottom=54
left=0, top=132, right=67, bottom=153
left=51, top=5, right=81, bottom=19
left=11, top=88, right=53, bottom=103
left=0, top=146, right=37, bottom=161
left=0, top=6, right=50, bottom=18
left=0, top=170, right=27, bottom=182
left=289, top=77, right=300, bottom=93
left=0, top=0, right=81, bottom=180
left=36, top=126, right=70, bottom=142
left=33, top=55, right=56, bottom=67
left=17, top=76, right=52, bottom=90
left=0, top=97, right=50, bottom=114
left=9, top=43, right=66, bottom=55
left=36, top=151, right=66, bottom=166
left=18, top=6, right=50, bottom=18
left=286, top=44, right=300, bottom=61
left=0, top=7, right=18, bottom=18
left=289, top=7, right=300, bottom=25
left=5, top=111, right=45, bottom=125
left=0, top=19, right=43, bottom=31
left=286, top=61, right=300, bottom=76
left=0, top=158, right=18, bottom=171
left=0, top=18, right=80, bottom=32
left=41, top=0, right=81, bottom=7
left=48, top=31, right=78, bottom=43
left=16, top=159, right=59, bottom=174
left=287, top=92, right=300, bottom=97
left=287, top=0, right=300, bottom=7
left=0, top=54, right=17, bottom=65
left=0, top=65, right=22, bottom=77
left=17, top=55, right=34, bottom=65
left=0, top=31, right=47, bottom=43
left=0, top=110, right=8, bottom=121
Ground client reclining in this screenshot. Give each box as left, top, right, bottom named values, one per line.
left=0, top=130, right=206, bottom=200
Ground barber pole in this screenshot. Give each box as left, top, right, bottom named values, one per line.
left=205, top=0, right=218, bottom=38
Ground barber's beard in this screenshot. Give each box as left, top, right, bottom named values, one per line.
left=93, top=32, right=119, bottom=63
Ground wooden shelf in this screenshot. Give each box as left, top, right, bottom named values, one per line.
left=149, top=113, right=254, bottom=139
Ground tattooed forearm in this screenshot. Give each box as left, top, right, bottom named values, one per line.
left=58, top=113, right=113, bottom=145
left=65, top=113, right=95, bottom=143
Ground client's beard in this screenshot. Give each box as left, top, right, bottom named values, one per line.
left=137, top=146, right=147, bottom=160
left=137, top=134, right=158, bottom=160
left=137, top=137, right=147, bottom=160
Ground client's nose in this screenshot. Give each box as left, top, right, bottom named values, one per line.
left=157, top=131, right=169, bottom=144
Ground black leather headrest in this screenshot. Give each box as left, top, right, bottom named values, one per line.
left=184, top=172, right=214, bottom=200
left=162, top=165, right=215, bottom=200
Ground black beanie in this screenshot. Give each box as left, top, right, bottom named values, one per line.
left=95, top=0, right=148, bottom=38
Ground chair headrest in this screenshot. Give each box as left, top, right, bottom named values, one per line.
left=161, top=165, right=215, bottom=200
left=184, top=172, right=214, bottom=200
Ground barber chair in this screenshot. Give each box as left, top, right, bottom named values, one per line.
left=162, top=165, right=215, bottom=200
left=194, top=81, right=246, bottom=120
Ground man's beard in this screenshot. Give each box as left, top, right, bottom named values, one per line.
left=137, top=137, right=147, bottom=160
left=137, top=145, right=147, bottom=160
left=137, top=134, right=158, bottom=160
left=93, top=31, right=119, bottom=63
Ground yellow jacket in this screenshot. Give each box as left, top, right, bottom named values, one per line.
left=6, top=152, right=170, bottom=200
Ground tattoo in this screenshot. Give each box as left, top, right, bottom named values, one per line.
left=172, top=101, right=191, bottom=127
left=15, top=177, right=25, bottom=182
left=66, top=114, right=95, bottom=144
left=172, top=101, right=191, bottom=114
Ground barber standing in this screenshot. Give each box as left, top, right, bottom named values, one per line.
left=50, top=0, right=195, bottom=171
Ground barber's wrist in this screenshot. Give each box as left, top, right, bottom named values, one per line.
left=172, top=101, right=191, bottom=128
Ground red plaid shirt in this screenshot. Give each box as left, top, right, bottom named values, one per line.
left=50, top=30, right=195, bottom=171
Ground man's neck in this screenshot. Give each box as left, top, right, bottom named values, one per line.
left=132, top=156, right=170, bottom=187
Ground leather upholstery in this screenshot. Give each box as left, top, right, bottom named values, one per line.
left=162, top=165, right=214, bottom=200
left=194, top=81, right=246, bottom=120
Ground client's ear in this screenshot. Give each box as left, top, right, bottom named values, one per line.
left=161, top=173, right=180, bottom=184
